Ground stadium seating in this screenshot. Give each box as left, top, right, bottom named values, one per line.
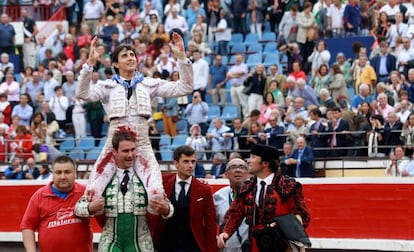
left=246, top=44, right=262, bottom=55
left=78, top=136, right=96, bottom=153
left=261, top=32, right=276, bottom=42
left=264, top=42, right=277, bottom=53
left=86, top=147, right=101, bottom=160
left=176, top=119, right=188, bottom=134
left=246, top=53, right=263, bottom=68
left=159, top=134, right=171, bottom=149
left=221, top=105, right=239, bottom=121
left=156, top=120, right=164, bottom=133
left=207, top=105, right=221, bottom=121
left=228, top=33, right=244, bottom=47
left=229, top=43, right=246, bottom=55
left=263, top=52, right=280, bottom=67
left=170, top=134, right=188, bottom=149
left=59, top=137, right=75, bottom=153
left=160, top=149, right=173, bottom=161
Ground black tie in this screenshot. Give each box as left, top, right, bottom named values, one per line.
left=126, top=80, right=133, bottom=100
left=121, top=170, right=129, bottom=195
left=258, top=181, right=266, bottom=208
left=178, top=181, right=186, bottom=204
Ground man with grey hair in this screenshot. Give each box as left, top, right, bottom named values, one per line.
left=62, top=71, right=78, bottom=98
left=351, top=83, right=373, bottom=111
left=213, top=158, right=250, bottom=251
left=286, top=75, right=300, bottom=98
left=226, top=54, right=249, bottom=118
left=0, top=14, right=15, bottom=55
left=208, top=152, right=227, bottom=178
left=296, top=78, right=318, bottom=107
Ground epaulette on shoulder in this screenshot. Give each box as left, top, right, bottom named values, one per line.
left=275, top=175, right=301, bottom=200
left=239, top=177, right=256, bottom=197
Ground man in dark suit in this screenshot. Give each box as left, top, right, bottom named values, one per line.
left=208, top=152, right=227, bottom=178
left=260, top=115, right=285, bottom=150
left=280, top=142, right=296, bottom=177
left=230, top=117, right=249, bottom=160
left=328, top=106, right=350, bottom=157
left=307, top=108, right=331, bottom=157
left=370, top=41, right=396, bottom=83
left=285, top=137, right=315, bottom=178
left=155, top=145, right=217, bottom=252
left=383, top=111, right=403, bottom=155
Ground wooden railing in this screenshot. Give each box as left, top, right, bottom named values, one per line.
left=1, top=5, right=65, bottom=21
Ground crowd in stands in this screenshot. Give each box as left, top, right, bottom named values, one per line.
left=3, top=0, right=414, bottom=179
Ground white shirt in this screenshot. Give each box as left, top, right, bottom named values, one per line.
left=116, top=167, right=134, bottom=188
left=326, top=4, right=345, bottom=29
left=43, top=78, right=59, bottom=102
left=406, top=4, right=414, bottom=25
left=49, top=95, right=69, bottom=121
left=215, top=18, right=231, bottom=42
left=164, top=15, right=189, bottom=33
left=0, top=81, right=20, bottom=102
left=389, top=23, right=408, bottom=48
left=83, top=0, right=105, bottom=19
left=175, top=175, right=192, bottom=201
left=379, top=4, right=401, bottom=16
left=397, top=48, right=414, bottom=72
left=255, top=173, right=275, bottom=206
left=192, top=58, right=209, bottom=90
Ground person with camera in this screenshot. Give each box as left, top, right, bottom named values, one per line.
left=217, top=144, right=310, bottom=252
left=185, top=91, right=209, bottom=135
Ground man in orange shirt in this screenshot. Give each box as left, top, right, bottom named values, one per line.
left=354, top=55, right=377, bottom=94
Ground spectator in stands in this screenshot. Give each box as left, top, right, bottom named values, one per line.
left=185, top=91, right=209, bottom=135
left=26, top=71, right=44, bottom=104
left=120, top=21, right=139, bottom=45
left=77, top=25, right=92, bottom=50
left=246, top=64, right=266, bottom=114
left=43, top=72, right=59, bottom=102
left=401, top=113, right=414, bottom=157
left=397, top=37, right=414, bottom=75
left=289, top=61, right=307, bottom=82
left=326, top=0, right=344, bottom=38
left=312, top=63, right=330, bottom=97
left=207, top=117, right=232, bottom=157
left=12, top=94, right=33, bottom=127
left=36, top=163, right=52, bottom=181
left=0, top=73, right=19, bottom=108
left=287, top=115, right=309, bottom=148
left=74, top=49, right=89, bottom=77
left=384, top=111, right=403, bottom=155
left=156, top=53, right=176, bottom=77
left=140, top=1, right=160, bottom=24
left=36, top=36, right=47, bottom=68
left=151, top=24, right=170, bottom=44
left=186, top=124, right=208, bottom=160
left=279, top=4, right=299, bottom=42
left=51, top=23, right=66, bottom=58
left=267, top=80, right=285, bottom=109
left=280, top=141, right=295, bottom=176
left=297, top=78, right=319, bottom=107
left=285, top=96, right=309, bottom=131
left=328, top=106, right=350, bottom=157
left=246, top=121, right=264, bottom=149
left=192, top=31, right=211, bottom=57
left=98, top=58, right=113, bottom=80
left=396, top=98, right=411, bottom=124
left=388, top=72, right=403, bottom=101
left=43, top=49, right=56, bottom=69
left=23, top=158, right=40, bottom=180
left=374, top=93, right=395, bottom=122
left=99, top=15, right=119, bottom=49
left=208, top=54, right=228, bottom=106
left=342, top=0, right=361, bottom=36
left=0, top=14, right=15, bottom=55
left=213, top=158, right=249, bottom=251
left=22, top=9, right=38, bottom=69
left=227, top=0, right=248, bottom=36
left=57, top=52, right=75, bottom=82
left=242, top=109, right=260, bottom=131
left=7, top=115, right=19, bottom=138
left=351, top=84, right=373, bottom=112
left=211, top=10, right=229, bottom=56
left=280, top=42, right=302, bottom=74
left=62, top=71, right=78, bottom=99
left=261, top=115, right=285, bottom=150
left=83, top=0, right=105, bottom=35
left=265, top=65, right=286, bottom=96
left=335, top=52, right=351, bottom=85
left=390, top=12, right=408, bottom=48
left=138, top=24, right=152, bottom=45
left=147, top=14, right=160, bottom=34
left=13, top=125, right=34, bottom=161
left=329, top=64, right=350, bottom=103
left=370, top=41, right=397, bottom=83
left=85, top=99, right=104, bottom=147
left=49, top=86, right=69, bottom=129
left=207, top=152, right=227, bottom=178
left=31, top=112, right=45, bottom=146
left=307, top=108, right=331, bottom=157
left=367, top=114, right=386, bottom=157
left=0, top=93, right=11, bottom=125
left=297, top=2, right=315, bottom=67
left=229, top=117, right=249, bottom=160
left=386, top=145, right=410, bottom=176
left=248, top=0, right=265, bottom=39
left=259, top=92, right=278, bottom=125
left=141, top=56, right=158, bottom=77
left=192, top=50, right=209, bottom=101
left=72, top=98, right=86, bottom=145
left=355, top=55, right=377, bottom=95
left=20, top=67, right=34, bottom=94
left=0, top=125, right=10, bottom=162
left=48, top=61, right=62, bottom=85
left=285, top=136, right=315, bottom=177
left=308, top=40, right=331, bottom=78
left=187, top=0, right=206, bottom=35
left=227, top=54, right=249, bottom=118
left=165, top=6, right=189, bottom=36
left=0, top=53, right=14, bottom=74
left=162, top=94, right=179, bottom=138
left=5, top=157, right=24, bottom=179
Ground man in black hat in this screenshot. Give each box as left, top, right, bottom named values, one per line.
left=217, top=144, right=310, bottom=252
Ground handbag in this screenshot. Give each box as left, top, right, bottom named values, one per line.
left=242, top=79, right=254, bottom=95
left=172, top=115, right=180, bottom=123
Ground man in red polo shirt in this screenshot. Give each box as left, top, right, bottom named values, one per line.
left=20, top=156, right=104, bottom=252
